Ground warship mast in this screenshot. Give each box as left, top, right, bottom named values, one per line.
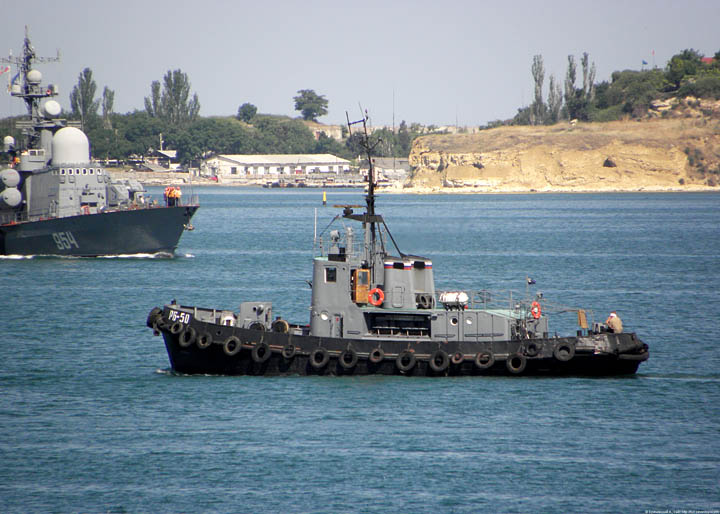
left=1, top=26, right=62, bottom=152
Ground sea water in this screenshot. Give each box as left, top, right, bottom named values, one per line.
left=1, top=188, right=719, bottom=513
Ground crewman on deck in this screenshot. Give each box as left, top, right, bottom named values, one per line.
left=605, top=311, right=623, bottom=333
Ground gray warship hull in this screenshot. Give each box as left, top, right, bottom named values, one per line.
left=2, top=30, right=198, bottom=258
left=0, top=204, right=198, bottom=256
left=148, top=306, right=649, bottom=377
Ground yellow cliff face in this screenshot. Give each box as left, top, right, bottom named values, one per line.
left=406, top=117, right=720, bottom=193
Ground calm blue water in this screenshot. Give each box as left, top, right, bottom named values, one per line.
left=2, top=188, right=719, bottom=513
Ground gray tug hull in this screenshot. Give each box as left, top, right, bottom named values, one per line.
left=149, top=307, right=649, bottom=377
left=0, top=205, right=198, bottom=256
left=145, top=114, right=649, bottom=378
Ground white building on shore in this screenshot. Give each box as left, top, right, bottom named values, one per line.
left=201, top=154, right=351, bottom=180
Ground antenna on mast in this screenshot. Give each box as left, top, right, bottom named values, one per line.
left=346, top=107, right=382, bottom=252
left=343, top=106, right=405, bottom=260
left=346, top=108, right=380, bottom=218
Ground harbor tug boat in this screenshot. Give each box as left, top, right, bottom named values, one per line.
left=0, top=29, right=197, bottom=256
left=147, top=115, right=648, bottom=377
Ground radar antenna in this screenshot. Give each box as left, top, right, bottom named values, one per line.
left=1, top=26, right=62, bottom=149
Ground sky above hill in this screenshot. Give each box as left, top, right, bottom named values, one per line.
left=2, top=0, right=718, bottom=128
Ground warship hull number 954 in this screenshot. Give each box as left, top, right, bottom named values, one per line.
left=52, top=231, right=79, bottom=250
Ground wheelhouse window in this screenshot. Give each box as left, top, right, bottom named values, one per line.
left=325, top=267, right=337, bottom=283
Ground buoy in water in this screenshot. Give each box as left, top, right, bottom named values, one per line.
left=322, top=191, right=327, bottom=206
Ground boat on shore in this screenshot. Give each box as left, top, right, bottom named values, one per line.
left=147, top=114, right=648, bottom=376
left=0, top=29, right=198, bottom=256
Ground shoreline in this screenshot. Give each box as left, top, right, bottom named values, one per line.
left=108, top=170, right=719, bottom=194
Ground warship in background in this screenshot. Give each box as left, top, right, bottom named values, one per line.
left=0, top=28, right=198, bottom=256
left=147, top=113, right=649, bottom=377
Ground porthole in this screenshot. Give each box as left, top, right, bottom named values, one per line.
left=450, top=317, right=458, bottom=326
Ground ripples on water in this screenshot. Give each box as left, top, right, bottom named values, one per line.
left=1, top=189, right=719, bottom=513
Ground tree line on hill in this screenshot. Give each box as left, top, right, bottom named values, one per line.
left=0, top=66, right=430, bottom=165
left=507, top=48, right=720, bottom=127
left=2, top=48, right=718, bottom=166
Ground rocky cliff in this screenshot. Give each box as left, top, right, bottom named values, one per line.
left=405, top=115, right=720, bottom=193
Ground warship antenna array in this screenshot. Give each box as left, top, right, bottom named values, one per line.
left=2, top=26, right=61, bottom=106
left=2, top=26, right=62, bottom=149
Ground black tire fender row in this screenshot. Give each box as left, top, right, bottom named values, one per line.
left=339, top=348, right=358, bottom=369
left=553, top=341, right=575, bottom=362
left=396, top=350, right=416, bottom=372
left=146, top=307, right=163, bottom=328
left=368, top=347, right=385, bottom=364
left=474, top=351, right=495, bottom=370
left=450, top=352, right=464, bottom=365
left=282, top=344, right=297, bottom=359
left=429, top=349, right=450, bottom=373
left=251, top=341, right=272, bottom=363
left=525, top=341, right=540, bottom=357
left=223, top=336, right=242, bottom=356
left=310, top=347, right=330, bottom=369
left=196, top=332, right=212, bottom=349
left=506, top=353, right=527, bottom=374
left=178, top=326, right=196, bottom=347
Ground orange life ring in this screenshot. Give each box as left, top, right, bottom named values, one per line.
left=368, top=288, right=384, bottom=306
left=531, top=301, right=542, bottom=319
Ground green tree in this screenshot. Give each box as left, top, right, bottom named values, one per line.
left=564, top=55, right=577, bottom=117
left=581, top=52, right=596, bottom=100
left=102, top=86, right=114, bottom=129
left=237, top=102, right=257, bottom=123
left=144, top=69, right=200, bottom=126
left=313, top=133, right=350, bottom=158
left=564, top=54, right=591, bottom=121
left=253, top=116, right=317, bottom=153
left=397, top=121, right=412, bottom=155
left=546, top=75, right=562, bottom=124
left=511, top=106, right=532, bottom=125
left=531, top=55, right=546, bottom=125
left=144, top=81, right=161, bottom=117
left=293, top=89, right=328, bottom=121
left=345, top=131, right=367, bottom=158
left=70, top=67, right=99, bottom=131
left=665, top=49, right=703, bottom=88
left=678, top=75, right=720, bottom=99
